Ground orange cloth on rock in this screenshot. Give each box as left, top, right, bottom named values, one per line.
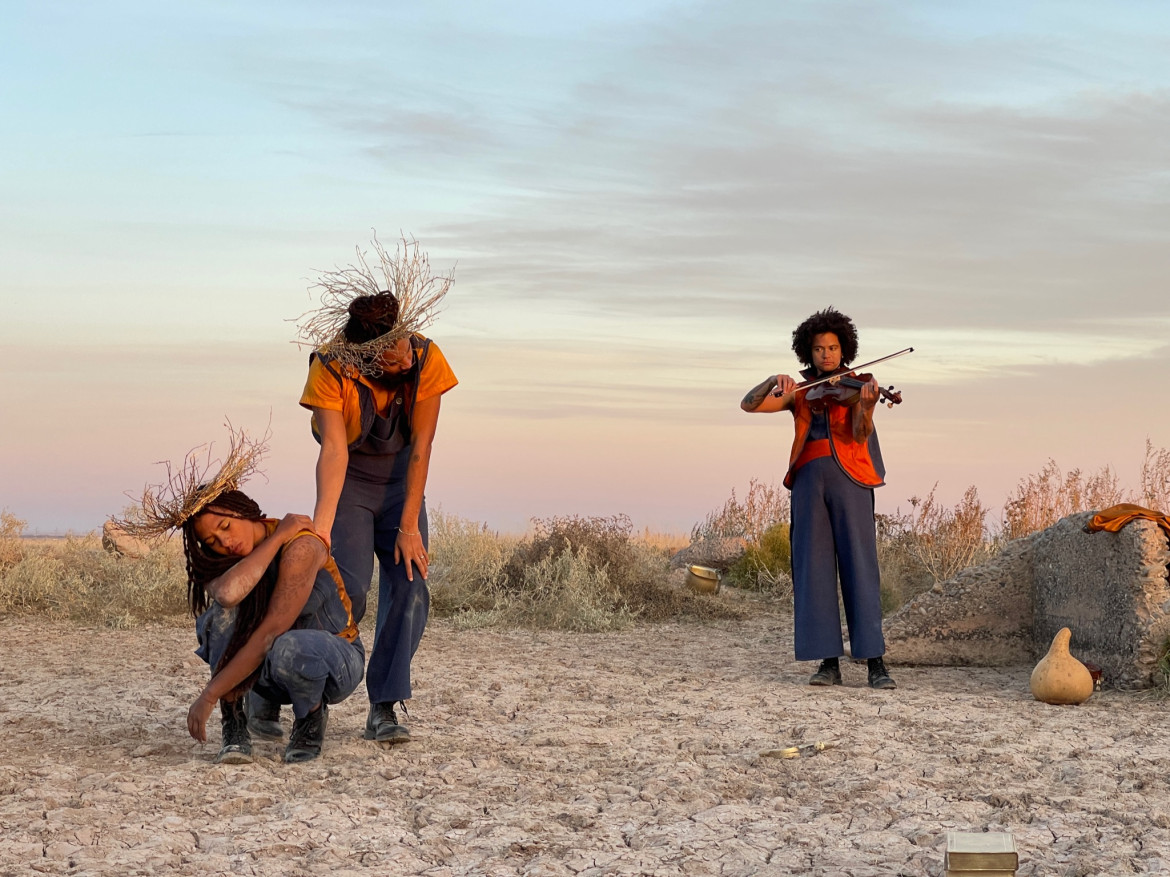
left=1084, top=503, right=1170, bottom=539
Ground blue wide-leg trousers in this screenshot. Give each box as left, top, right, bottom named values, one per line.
left=330, top=475, right=430, bottom=705
left=790, top=457, right=885, bottom=661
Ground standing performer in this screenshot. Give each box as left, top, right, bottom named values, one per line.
left=740, top=307, right=896, bottom=689
left=115, top=427, right=365, bottom=764
left=294, top=235, right=458, bottom=745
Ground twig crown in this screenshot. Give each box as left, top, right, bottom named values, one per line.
left=113, top=424, right=269, bottom=540
left=294, top=233, right=453, bottom=376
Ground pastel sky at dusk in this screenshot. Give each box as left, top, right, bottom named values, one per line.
left=3, top=1, right=1169, bottom=534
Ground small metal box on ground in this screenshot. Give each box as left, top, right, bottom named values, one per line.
left=944, top=831, right=1018, bottom=876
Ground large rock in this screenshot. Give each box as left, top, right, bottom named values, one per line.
left=1031, top=512, right=1170, bottom=689
left=101, top=521, right=152, bottom=559
left=669, top=537, right=748, bottom=572
left=884, top=511, right=1170, bottom=689
left=884, top=534, right=1036, bottom=666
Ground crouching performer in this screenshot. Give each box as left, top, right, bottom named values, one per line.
left=740, top=307, right=896, bottom=690
left=117, top=428, right=364, bottom=764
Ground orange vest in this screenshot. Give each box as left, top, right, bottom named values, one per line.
left=784, top=387, right=885, bottom=490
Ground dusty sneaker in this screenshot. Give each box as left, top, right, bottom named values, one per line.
left=364, top=701, right=411, bottom=745
left=217, top=698, right=253, bottom=764
left=284, top=703, right=328, bottom=763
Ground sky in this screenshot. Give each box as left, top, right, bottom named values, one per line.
left=2, top=0, right=1169, bottom=535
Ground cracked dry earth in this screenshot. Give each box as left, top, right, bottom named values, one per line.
left=1, top=616, right=1169, bottom=877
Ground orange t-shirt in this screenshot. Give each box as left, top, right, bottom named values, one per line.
left=299, top=335, right=457, bottom=447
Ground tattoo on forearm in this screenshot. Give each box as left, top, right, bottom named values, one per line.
left=742, top=377, right=779, bottom=410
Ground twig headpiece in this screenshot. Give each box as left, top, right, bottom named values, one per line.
left=294, top=232, right=453, bottom=376
left=113, top=423, right=269, bottom=540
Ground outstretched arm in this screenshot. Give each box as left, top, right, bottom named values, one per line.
left=742, top=374, right=797, bottom=413
left=187, top=534, right=326, bottom=742
left=396, top=393, right=441, bottom=582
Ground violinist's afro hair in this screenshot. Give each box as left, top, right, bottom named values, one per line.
left=791, top=306, right=859, bottom=368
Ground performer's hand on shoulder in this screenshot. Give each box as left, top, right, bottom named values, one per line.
left=274, top=513, right=315, bottom=544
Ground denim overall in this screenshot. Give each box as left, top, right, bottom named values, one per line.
left=315, top=339, right=432, bottom=706
left=195, top=561, right=365, bottom=720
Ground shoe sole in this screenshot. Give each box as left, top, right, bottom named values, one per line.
left=216, top=747, right=253, bottom=765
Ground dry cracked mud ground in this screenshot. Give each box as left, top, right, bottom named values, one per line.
left=1, top=615, right=1168, bottom=876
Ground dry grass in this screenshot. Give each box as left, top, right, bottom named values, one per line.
left=0, top=530, right=188, bottom=628
left=6, top=442, right=1168, bottom=631
left=1000, top=458, right=1127, bottom=541
left=429, top=513, right=748, bottom=631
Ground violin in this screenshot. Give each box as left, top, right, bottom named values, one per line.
left=803, top=372, right=903, bottom=411
left=769, top=347, right=913, bottom=410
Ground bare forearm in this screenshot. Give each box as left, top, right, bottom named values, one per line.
left=206, top=539, right=283, bottom=608
left=400, top=442, right=433, bottom=530
left=313, top=445, right=348, bottom=534
left=741, top=376, right=779, bottom=411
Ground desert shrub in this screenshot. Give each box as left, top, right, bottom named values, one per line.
left=0, top=533, right=187, bottom=626
left=0, top=509, right=26, bottom=569
left=725, top=522, right=792, bottom=596
left=1001, top=459, right=1126, bottom=541
left=1140, top=439, right=1170, bottom=514
left=691, top=478, right=789, bottom=544
left=874, top=486, right=995, bottom=610
left=432, top=513, right=746, bottom=631
left=904, top=485, right=994, bottom=583
left=426, top=508, right=518, bottom=614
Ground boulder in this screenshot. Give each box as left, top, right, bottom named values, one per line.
left=884, top=510, right=1170, bottom=688
left=1031, top=512, right=1170, bottom=689
left=669, top=537, right=748, bottom=572
left=101, top=521, right=152, bottom=559
left=884, top=533, right=1036, bottom=667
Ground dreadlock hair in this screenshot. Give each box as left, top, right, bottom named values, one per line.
left=344, top=291, right=400, bottom=344
left=182, top=489, right=278, bottom=699
left=791, top=306, right=860, bottom=369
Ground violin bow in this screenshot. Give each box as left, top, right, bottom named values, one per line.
left=770, top=347, right=915, bottom=397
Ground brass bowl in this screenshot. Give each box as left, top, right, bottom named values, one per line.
left=685, top=564, right=721, bottom=594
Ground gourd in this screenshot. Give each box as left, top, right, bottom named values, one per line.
left=1030, top=627, right=1094, bottom=705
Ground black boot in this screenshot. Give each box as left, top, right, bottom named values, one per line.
left=217, top=698, right=253, bottom=764
left=284, top=703, right=328, bottom=763
left=364, top=701, right=411, bottom=745
left=246, top=691, right=284, bottom=740
left=808, top=657, right=843, bottom=687
left=867, top=656, right=897, bottom=690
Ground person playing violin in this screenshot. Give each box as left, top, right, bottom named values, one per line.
left=740, top=306, right=896, bottom=690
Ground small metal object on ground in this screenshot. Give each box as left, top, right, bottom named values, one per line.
left=685, top=564, right=721, bottom=594
left=759, top=740, right=838, bottom=759
left=944, top=830, right=1018, bottom=875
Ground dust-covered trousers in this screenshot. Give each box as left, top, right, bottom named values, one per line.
left=331, top=472, right=430, bottom=705
left=790, top=455, right=886, bottom=662
left=195, top=606, right=365, bottom=720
